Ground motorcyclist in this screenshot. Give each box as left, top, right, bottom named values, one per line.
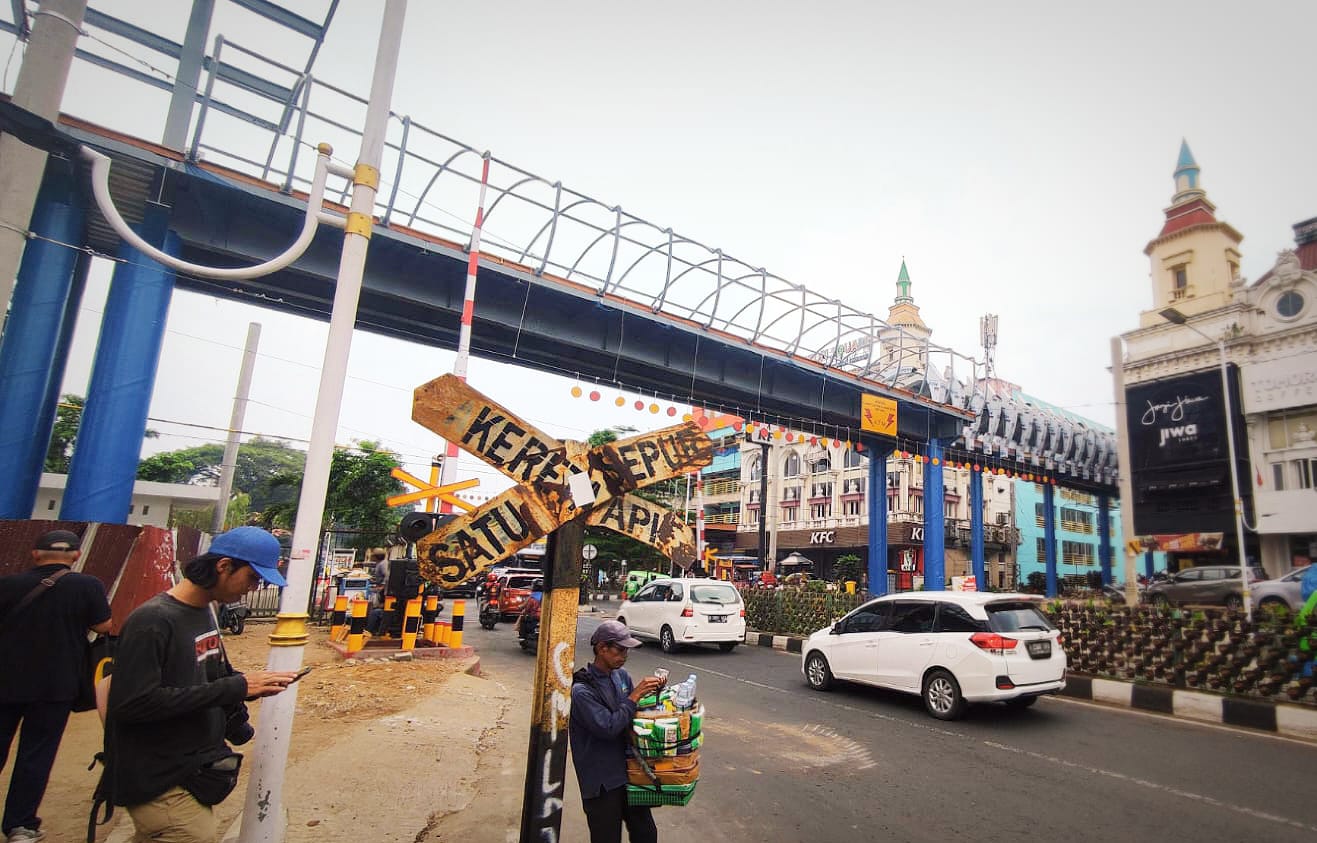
left=516, top=577, right=545, bottom=640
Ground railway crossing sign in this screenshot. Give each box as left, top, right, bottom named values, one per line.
left=385, top=468, right=479, bottom=512
left=409, top=374, right=714, bottom=588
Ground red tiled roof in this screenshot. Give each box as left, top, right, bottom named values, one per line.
left=1299, top=241, right=1317, bottom=271
left=1159, top=198, right=1218, bottom=237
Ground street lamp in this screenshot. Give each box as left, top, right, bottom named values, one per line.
left=1158, top=307, right=1252, bottom=620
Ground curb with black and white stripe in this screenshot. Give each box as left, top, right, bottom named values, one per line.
left=745, top=630, right=1317, bottom=741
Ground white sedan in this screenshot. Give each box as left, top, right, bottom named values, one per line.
left=801, top=592, right=1066, bottom=720
left=617, top=577, right=746, bottom=653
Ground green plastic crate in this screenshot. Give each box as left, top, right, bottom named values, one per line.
left=626, top=781, right=697, bottom=808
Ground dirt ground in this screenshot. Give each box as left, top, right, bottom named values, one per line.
left=0, top=624, right=470, bottom=842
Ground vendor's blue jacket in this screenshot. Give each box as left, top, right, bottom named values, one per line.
left=569, top=663, right=637, bottom=798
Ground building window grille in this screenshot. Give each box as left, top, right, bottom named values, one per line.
left=784, top=453, right=801, bottom=477
left=1171, top=265, right=1188, bottom=299
left=844, top=449, right=866, bottom=468
left=1273, top=463, right=1285, bottom=491
left=811, top=502, right=832, bottom=519
left=1062, top=540, right=1095, bottom=566
left=47, top=499, right=56, bottom=511
left=843, top=498, right=864, bottom=516
left=1295, top=459, right=1315, bottom=490
left=1036, top=537, right=1048, bottom=560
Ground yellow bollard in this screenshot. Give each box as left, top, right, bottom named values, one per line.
left=402, top=597, right=422, bottom=651
left=450, top=599, right=465, bottom=649
left=382, top=596, right=397, bottom=638
left=437, top=619, right=451, bottom=647
left=845, top=580, right=857, bottom=595
left=422, top=595, right=439, bottom=643
left=330, top=595, right=349, bottom=641
left=346, top=598, right=368, bottom=655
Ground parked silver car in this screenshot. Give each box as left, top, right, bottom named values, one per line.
left=1144, top=565, right=1268, bottom=609
left=1252, top=567, right=1308, bottom=612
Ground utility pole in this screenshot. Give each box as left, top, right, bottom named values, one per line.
left=238, top=4, right=408, bottom=841
left=0, top=0, right=87, bottom=325
left=757, top=440, right=769, bottom=570
left=1110, top=336, right=1140, bottom=606
left=519, top=520, right=583, bottom=842
left=211, top=322, right=260, bottom=533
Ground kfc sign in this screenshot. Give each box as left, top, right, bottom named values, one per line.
left=809, top=531, right=835, bottom=544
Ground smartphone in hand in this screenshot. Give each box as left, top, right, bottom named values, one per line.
left=289, top=666, right=313, bottom=684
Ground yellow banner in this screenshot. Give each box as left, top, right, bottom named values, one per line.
left=860, top=394, right=898, bottom=436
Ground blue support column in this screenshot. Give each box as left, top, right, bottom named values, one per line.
left=865, top=440, right=893, bottom=596
left=1144, top=550, right=1155, bottom=579
left=970, top=465, right=985, bottom=589
left=1098, top=494, right=1113, bottom=585
left=923, top=438, right=945, bottom=591
left=1044, top=483, right=1058, bottom=597
left=62, top=207, right=179, bottom=523
left=0, top=160, right=86, bottom=518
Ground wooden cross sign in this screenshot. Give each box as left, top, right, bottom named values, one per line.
left=410, top=375, right=714, bottom=588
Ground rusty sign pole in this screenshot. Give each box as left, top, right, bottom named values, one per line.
left=520, top=520, right=583, bottom=843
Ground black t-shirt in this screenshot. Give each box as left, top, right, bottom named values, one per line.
left=0, top=563, right=111, bottom=703
left=105, top=592, right=248, bottom=806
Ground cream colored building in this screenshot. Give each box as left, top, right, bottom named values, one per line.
left=33, top=473, right=220, bottom=529
left=1120, top=141, right=1317, bottom=574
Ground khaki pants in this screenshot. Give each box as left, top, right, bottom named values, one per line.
left=126, top=786, right=217, bottom=843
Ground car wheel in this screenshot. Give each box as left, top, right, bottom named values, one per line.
left=1258, top=597, right=1288, bottom=614
left=1225, top=593, right=1243, bottom=611
left=1005, top=695, right=1038, bottom=709
left=659, top=626, right=679, bottom=654
left=922, top=669, right=965, bottom=721
left=804, top=652, right=833, bottom=691
left=1151, top=594, right=1170, bottom=608
left=718, top=642, right=737, bottom=653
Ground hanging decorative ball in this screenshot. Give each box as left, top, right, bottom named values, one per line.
left=732, top=422, right=743, bottom=431
left=856, top=442, right=864, bottom=452
left=684, top=413, right=694, bottom=422
left=820, top=438, right=829, bottom=447
left=973, top=464, right=981, bottom=472
left=809, top=436, right=818, bottom=446
left=615, top=396, right=625, bottom=407
left=649, top=403, right=660, bottom=414
left=589, top=390, right=601, bottom=401
left=773, top=429, right=783, bottom=439
left=932, top=457, right=940, bottom=466
left=571, top=386, right=583, bottom=398
left=634, top=400, right=645, bottom=411
left=667, top=406, right=677, bottom=417
left=914, top=454, right=923, bottom=463
left=785, top=432, right=795, bottom=442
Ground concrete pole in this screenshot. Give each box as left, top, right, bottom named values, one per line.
left=0, top=0, right=87, bottom=326
left=766, top=438, right=780, bottom=571
left=211, top=322, right=261, bottom=534
left=1110, top=336, right=1140, bottom=606
left=238, top=4, right=407, bottom=842
left=161, top=0, right=215, bottom=151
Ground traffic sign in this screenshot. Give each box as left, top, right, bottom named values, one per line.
left=410, top=374, right=713, bottom=587
left=582, top=543, right=598, bottom=561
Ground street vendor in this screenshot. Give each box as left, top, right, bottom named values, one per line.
left=570, top=620, right=664, bottom=843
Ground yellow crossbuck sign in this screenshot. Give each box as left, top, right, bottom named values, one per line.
left=409, top=375, right=714, bottom=588
left=386, top=468, right=478, bottom=512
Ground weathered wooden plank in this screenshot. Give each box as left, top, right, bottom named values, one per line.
left=585, top=493, right=698, bottom=570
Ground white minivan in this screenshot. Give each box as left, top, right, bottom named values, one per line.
left=801, top=592, right=1066, bottom=720
left=617, top=577, right=746, bottom=653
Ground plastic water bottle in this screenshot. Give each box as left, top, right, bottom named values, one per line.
left=686, top=674, right=697, bottom=705
left=674, top=674, right=697, bottom=708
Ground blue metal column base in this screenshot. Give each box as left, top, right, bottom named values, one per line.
left=924, top=439, right=945, bottom=591
left=865, top=440, right=894, bottom=596
left=970, top=465, right=985, bottom=589
left=1098, top=494, right=1113, bottom=585
left=1145, top=551, right=1155, bottom=579
left=0, top=160, right=86, bottom=518
left=1044, top=483, right=1058, bottom=597
left=62, top=206, right=180, bottom=523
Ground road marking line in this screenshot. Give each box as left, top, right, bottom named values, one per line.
left=1050, top=694, right=1317, bottom=750
left=982, top=739, right=1317, bottom=833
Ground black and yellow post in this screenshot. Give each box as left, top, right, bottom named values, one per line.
left=330, top=595, right=348, bottom=641
left=421, top=594, right=439, bottom=643
left=382, top=595, right=397, bottom=637
left=346, top=598, right=368, bottom=655
left=402, top=597, right=422, bottom=651
left=438, top=619, right=451, bottom=646
left=519, top=521, right=582, bottom=843
left=450, top=599, right=465, bottom=648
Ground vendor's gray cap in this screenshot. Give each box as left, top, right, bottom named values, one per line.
left=590, top=620, right=641, bottom=648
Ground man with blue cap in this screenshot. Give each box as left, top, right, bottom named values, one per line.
left=104, top=527, right=298, bottom=843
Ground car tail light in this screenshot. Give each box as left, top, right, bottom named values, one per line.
left=739, top=608, right=746, bottom=617
left=995, top=676, right=1016, bottom=690
left=970, top=632, right=1018, bottom=654
left=681, top=607, right=693, bottom=617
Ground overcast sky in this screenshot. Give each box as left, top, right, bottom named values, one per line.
left=5, top=0, right=1315, bottom=497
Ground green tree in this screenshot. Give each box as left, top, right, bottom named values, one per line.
left=170, top=492, right=252, bottom=531
left=46, top=394, right=157, bottom=472
left=581, top=427, right=687, bottom=575
left=834, top=553, right=863, bottom=585
left=137, top=437, right=305, bottom=513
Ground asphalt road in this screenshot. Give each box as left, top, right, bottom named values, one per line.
left=468, top=601, right=1317, bottom=843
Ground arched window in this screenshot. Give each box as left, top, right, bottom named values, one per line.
left=746, top=455, right=762, bottom=482
left=812, top=458, right=831, bottom=474
left=783, top=452, right=801, bottom=477
left=844, top=449, right=866, bottom=469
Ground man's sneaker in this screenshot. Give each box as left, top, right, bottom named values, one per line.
left=7, top=828, right=46, bottom=842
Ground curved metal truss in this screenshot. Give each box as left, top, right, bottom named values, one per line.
left=0, top=5, right=986, bottom=415
left=960, top=379, right=1118, bottom=484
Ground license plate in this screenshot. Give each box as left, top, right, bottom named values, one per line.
left=1027, top=641, right=1051, bottom=658
left=707, top=615, right=727, bottom=623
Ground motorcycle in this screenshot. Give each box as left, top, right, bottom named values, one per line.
left=218, top=601, right=250, bottom=635
left=517, top=614, right=539, bottom=653
left=478, top=597, right=500, bottom=630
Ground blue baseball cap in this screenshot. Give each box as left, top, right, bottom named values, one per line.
left=208, top=527, right=287, bottom=587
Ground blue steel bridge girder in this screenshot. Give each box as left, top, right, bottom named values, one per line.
left=126, top=154, right=964, bottom=443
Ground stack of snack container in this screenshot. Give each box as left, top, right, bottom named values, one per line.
left=627, top=673, right=703, bottom=807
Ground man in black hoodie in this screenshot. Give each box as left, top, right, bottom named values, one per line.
left=105, top=527, right=298, bottom=843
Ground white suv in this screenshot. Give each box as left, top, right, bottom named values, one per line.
left=617, top=577, right=746, bottom=653
left=801, top=592, right=1066, bottom=720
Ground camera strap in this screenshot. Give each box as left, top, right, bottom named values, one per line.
left=0, top=567, right=71, bottom=633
